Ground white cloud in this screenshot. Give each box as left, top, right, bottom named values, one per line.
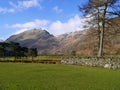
left=7, top=19, right=49, bottom=34
left=0, top=36, right=4, bottom=41
left=6, top=15, right=86, bottom=35
left=0, top=7, right=15, bottom=13
left=53, top=6, right=63, bottom=13
left=9, top=0, right=41, bottom=11
left=8, top=8, right=15, bottom=13
left=0, top=7, right=5, bottom=12
left=0, top=0, right=41, bottom=13
left=11, top=19, right=49, bottom=28
left=14, top=28, right=30, bottom=35
left=12, top=19, right=49, bottom=29
left=49, top=15, right=86, bottom=35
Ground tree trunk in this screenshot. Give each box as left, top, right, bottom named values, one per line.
left=98, top=2, right=108, bottom=57
left=97, top=8, right=101, bottom=56
left=98, top=28, right=104, bottom=57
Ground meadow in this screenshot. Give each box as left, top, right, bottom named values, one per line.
left=0, top=63, right=120, bottom=90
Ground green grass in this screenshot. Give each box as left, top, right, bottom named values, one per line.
left=0, top=63, right=120, bottom=90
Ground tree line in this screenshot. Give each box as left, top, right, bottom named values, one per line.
left=0, top=42, right=37, bottom=60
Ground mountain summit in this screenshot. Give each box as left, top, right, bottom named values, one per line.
left=6, top=28, right=88, bottom=55
left=6, top=28, right=59, bottom=54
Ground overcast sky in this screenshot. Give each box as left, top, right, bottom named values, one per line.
left=0, top=0, right=87, bottom=40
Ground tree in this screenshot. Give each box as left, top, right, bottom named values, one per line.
left=21, top=47, right=29, bottom=57
left=79, top=0, right=120, bottom=57
left=71, top=50, right=76, bottom=56
left=0, top=42, right=34, bottom=60
left=30, top=48, right=38, bottom=60
left=0, top=42, right=8, bottom=58
left=9, top=42, right=21, bottom=60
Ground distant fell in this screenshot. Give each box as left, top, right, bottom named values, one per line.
left=6, top=28, right=59, bottom=54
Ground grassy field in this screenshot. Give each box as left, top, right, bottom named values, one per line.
left=0, top=63, right=120, bottom=90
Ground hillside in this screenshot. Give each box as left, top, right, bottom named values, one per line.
left=6, top=29, right=59, bottom=54
left=55, top=30, right=88, bottom=55
left=6, top=28, right=90, bottom=55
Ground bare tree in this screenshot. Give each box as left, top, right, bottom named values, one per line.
left=79, top=0, right=120, bottom=57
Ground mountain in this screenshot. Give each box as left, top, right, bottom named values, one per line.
left=6, top=17, right=120, bottom=56
left=6, top=29, right=59, bottom=54
left=6, top=28, right=120, bottom=55
left=56, top=17, right=120, bottom=55
left=6, top=28, right=88, bottom=55
left=55, top=30, right=88, bottom=54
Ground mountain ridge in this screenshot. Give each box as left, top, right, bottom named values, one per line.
left=6, top=28, right=59, bottom=54
left=5, top=28, right=99, bottom=55
left=6, top=26, right=120, bottom=55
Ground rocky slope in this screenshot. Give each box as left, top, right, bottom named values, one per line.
left=6, top=28, right=88, bottom=55
left=55, top=30, right=88, bottom=54
left=6, top=29, right=59, bottom=54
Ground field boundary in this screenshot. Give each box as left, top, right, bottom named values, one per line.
left=62, top=57, right=120, bottom=69
left=0, top=60, right=61, bottom=64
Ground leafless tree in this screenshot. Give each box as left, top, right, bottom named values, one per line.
left=79, top=0, right=120, bottom=57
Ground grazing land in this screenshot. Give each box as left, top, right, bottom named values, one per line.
left=0, top=63, right=120, bottom=90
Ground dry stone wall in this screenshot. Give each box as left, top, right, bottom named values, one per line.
left=61, top=57, right=120, bottom=69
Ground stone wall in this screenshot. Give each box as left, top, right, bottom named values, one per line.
left=61, top=57, right=120, bottom=69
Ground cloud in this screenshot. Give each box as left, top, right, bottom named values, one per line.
left=7, top=19, right=50, bottom=34
left=0, top=0, right=41, bottom=13
left=0, top=36, right=4, bottom=41
left=9, top=0, right=41, bottom=11
left=49, top=15, right=86, bottom=35
left=14, top=28, right=31, bottom=35
left=53, top=6, right=63, bottom=13
left=0, top=7, right=15, bottom=13
left=11, top=19, right=49, bottom=29
left=6, top=15, right=86, bottom=35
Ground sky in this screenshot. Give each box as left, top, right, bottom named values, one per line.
left=0, top=0, right=87, bottom=40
